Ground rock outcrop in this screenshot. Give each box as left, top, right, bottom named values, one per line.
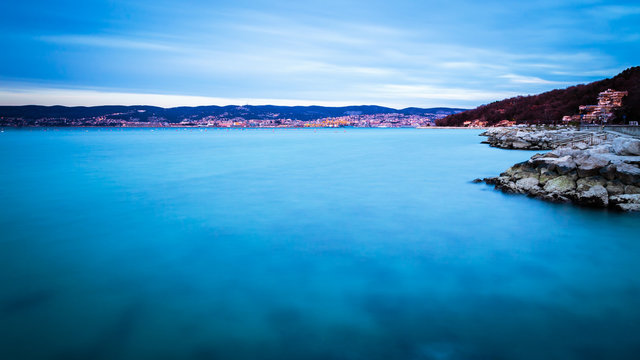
left=481, top=136, right=640, bottom=212
left=480, top=127, right=593, bottom=150
left=612, top=137, right=640, bottom=156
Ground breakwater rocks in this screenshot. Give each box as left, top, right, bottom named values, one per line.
left=480, top=136, right=640, bottom=211
left=480, top=127, right=589, bottom=150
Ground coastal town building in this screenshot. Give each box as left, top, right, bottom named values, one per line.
left=462, top=119, right=488, bottom=128
left=563, top=89, right=628, bottom=124
left=494, top=119, right=516, bottom=127
left=0, top=112, right=445, bottom=128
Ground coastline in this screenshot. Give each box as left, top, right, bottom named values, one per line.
left=416, top=126, right=486, bottom=129
left=1, top=125, right=487, bottom=129
left=477, top=127, right=640, bottom=211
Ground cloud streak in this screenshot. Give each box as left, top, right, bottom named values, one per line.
left=39, top=35, right=179, bottom=52
left=1, top=0, right=637, bottom=107
left=0, top=87, right=359, bottom=107
left=499, top=74, right=569, bottom=85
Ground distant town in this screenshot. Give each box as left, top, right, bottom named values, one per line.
left=0, top=105, right=465, bottom=128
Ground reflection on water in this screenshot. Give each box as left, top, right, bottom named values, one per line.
left=0, top=128, right=639, bottom=359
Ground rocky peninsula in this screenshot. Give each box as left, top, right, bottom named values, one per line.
left=478, top=131, right=640, bottom=212
left=480, top=127, right=592, bottom=150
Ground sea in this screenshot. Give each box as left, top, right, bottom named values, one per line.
left=1, top=128, right=639, bottom=360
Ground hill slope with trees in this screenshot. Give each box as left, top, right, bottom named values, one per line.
left=436, top=66, right=640, bottom=126
left=0, top=105, right=465, bottom=123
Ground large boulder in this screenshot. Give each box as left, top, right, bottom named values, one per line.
left=573, top=142, right=589, bottom=150
left=576, top=176, right=607, bottom=192
left=538, top=155, right=576, bottom=174
left=600, top=164, right=618, bottom=181
left=609, top=194, right=640, bottom=212
left=500, top=162, right=531, bottom=178
left=543, top=175, right=576, bottom=195
left=511, top=140, right=532, bottom=149
left=550, top=147, right=581, bottom=158
left=616, top=203, right=640, bottom=211
left=555, top=157, right=577, bottom=175
left=609, top=194, right=640, bottom=204
left=515, top=177, right=540, bottom=192
left=538, top=167, right=557, bottom=185
left=575, top=155, right=610, bottom=178
left=587, top=144, right=614, bottom=155
left=576, top=185, right=608, bottom=207
left=513, top=167, right=538, bottom=180
left=606, top=181, right=625, bottom=196
left=612, top=137, right=640, bottom=156
left=625, top=185, right=640, bottom=194
left=615, top=163, right=640, bottom=185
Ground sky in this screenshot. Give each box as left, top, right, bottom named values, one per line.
left=0, top=0, right=639, bottom=108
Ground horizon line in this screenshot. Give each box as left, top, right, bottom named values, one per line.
left=0, top=103, right=469, bottom=111
left=0, top=86, right=496, bottom=110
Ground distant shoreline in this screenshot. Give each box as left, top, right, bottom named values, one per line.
left=416, top=126, right=486, bottom=129
left=1, top=125, right=486, bottom=129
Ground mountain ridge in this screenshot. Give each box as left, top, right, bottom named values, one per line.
left=0, top=104, right=466, bottom=123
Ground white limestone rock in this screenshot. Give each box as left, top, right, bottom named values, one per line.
left=576, top=185, right=609, bottom=207
left=515, top=177, right=540, bottom=192
left=543, top=176, right=576, bottom=195
left=612, top=137, right=640, bottom=156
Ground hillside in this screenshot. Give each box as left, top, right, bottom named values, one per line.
left=0, top=104, right=465, bottom=123
left=436, top=66, right=640, bottom=126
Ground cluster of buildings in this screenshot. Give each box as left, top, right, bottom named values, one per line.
left=176, top=113, right=438, bottom=128
left=462, top=119, right=516, bottom=128
left=303, top=114, right=438, bottom=128
left=0, top=114, right=171, bottom=127
left=563, top=89, right=628, bottom=124
left=1, top=113, right=441, bottom=128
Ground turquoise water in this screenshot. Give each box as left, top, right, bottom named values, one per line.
left=1, top=128, right=639, bottom=360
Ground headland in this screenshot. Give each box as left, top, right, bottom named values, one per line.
left=477, top=127, right=640, bottom=211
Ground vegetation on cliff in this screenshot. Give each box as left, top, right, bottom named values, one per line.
left=437, top=66, right=640, bottom=126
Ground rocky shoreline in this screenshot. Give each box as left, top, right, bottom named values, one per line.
left=477, top=133, right=640, bottom=212
left=480, top=126, right=591, bottom=150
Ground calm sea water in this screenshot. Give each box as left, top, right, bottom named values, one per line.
left=0, top=128, right=639, bottom=360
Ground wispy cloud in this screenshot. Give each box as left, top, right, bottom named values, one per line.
left=2, top=0, right=636, bottom=107
left=499, top=74, right=568, bottom=85
left=0, top=81, right=520, bottom=108
left=39, top=35, right=179, bottom=52
left=550, top=67, right=628, bottom=78
left=363, top=84, right=521, bottom=102
left=0, top=87, right=358, bottom=107
left=585, top=5, right=640, bottom=19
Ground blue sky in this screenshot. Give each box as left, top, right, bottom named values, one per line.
left=0, top=0, right=639, bottom=108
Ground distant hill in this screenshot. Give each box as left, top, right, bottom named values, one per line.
left=436, top=66, right=640, bottom=126
left=0, top=104, right=466, bottom=123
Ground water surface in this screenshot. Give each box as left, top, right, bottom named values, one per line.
left=1, top=128, right=639, bottom=360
